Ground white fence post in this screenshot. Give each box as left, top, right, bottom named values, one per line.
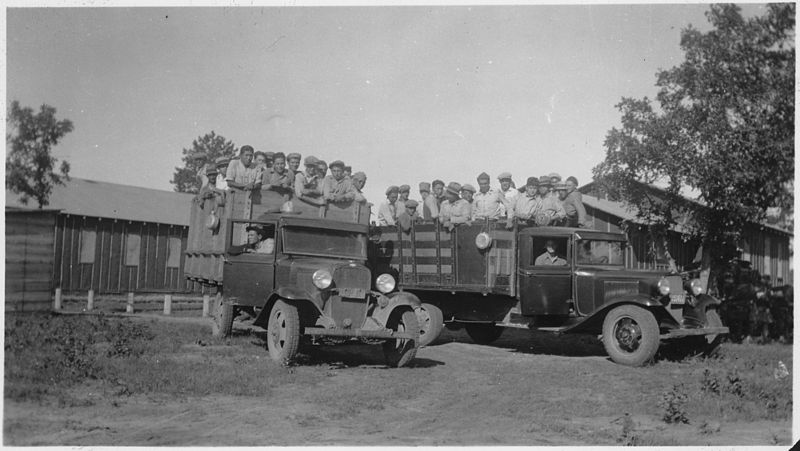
left=163, top=294, right=172, bottom=315
left=87, top=290, right=94, bottom=311
left=54, top=288, right=62, bottom=311
left=126, top=292, right=134, bottom=313
left=202, top=294, right=210, bottom=317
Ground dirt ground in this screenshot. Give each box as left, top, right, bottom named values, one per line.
left=3, top=316, right=793, bottom=446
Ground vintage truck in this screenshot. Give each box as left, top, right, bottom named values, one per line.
left=371, top=220, right=729, bottom=366
left=184, top=187, right=421, bottom=367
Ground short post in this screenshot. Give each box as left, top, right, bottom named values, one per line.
left=202, top=294, right=211, bottom=317
left=126, top=292, right=134, bottom=314
left=163, top=294, right=172, bottom=315
left=87, top=289, right=95, bottom=311
left=54, top=288, right=62, bottom=311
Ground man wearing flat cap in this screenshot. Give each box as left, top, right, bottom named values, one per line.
left=548, top=173, right=562, bottom=201
left=561, top=176, right=587, bottom=228
left=471, top=172, right=503, bottom=220
left=397, top=199, right=420, bottom=234
left=419, top=182, right=439, bottom=221
left=378, top=185, right=400, bottom=226
left=535, top=175, right=566, bottom=226
left=351, top=172, right=369, bottom=204
left=294, top=155, right=322, bottom=205
left=191, top=151, right=210, bottom=190
left=395, top=184, right=411, bottom=212
left=497, top=172, right=518, bottom=218
left=214, top=156, right=230, bottom=190
left=506, top=177, right=543, bottom=229
left=460, top=184, right=476, bottom=220
left=432, top=179, right=446, bottom=208
left=226, top=145, right=261, bottom=191
left=439, top=182, right=471, bottom=230
left=323, top=160, right=357, bottom=204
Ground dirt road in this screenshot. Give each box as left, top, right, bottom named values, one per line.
left=3, top=320, right=791, bottom=446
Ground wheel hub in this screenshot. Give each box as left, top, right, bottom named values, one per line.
left=615, top=318, right=642, bottom=352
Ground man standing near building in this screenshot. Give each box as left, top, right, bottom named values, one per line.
left=323, top=160, right=357, bottom=204
left=378, top=186, right=399, bottom=226
left=472, top=172, right=504, bottom=220
left=498, top=172, right=518, bottom=218
left=561, top=176, right=587, bottom=228
left=226, top=145, right=260, bottom=191
left=419, top=182, right=438, bottom=221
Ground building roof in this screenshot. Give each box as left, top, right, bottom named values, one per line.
left=6, top=178, right=195, bottom=226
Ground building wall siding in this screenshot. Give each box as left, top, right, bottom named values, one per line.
left=5, top=210, right=58, bottom=312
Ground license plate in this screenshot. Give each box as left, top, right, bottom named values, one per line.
left=339, top=288, right=366, bottom=299
left=669, top=294, right=686, bottom=305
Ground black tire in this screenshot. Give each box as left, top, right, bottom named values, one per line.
left=211, top=294, right=234, bottom=338
left=267, top=300, right=301, bottom=365
left=661, top=309, right=724, bottom=361
left=602, top=305, right=660, bottom=366
left=465, top=323, right=504, bottom=345
left=383, top=309, right=420, bottom=368
left=415, top=303, right=444, bottom=347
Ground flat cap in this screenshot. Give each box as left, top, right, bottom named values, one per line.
left=352, top=171, right=367, bottom=182
left=215, top=156, right=231, bottom=167
left=497, top=172, right=513, bottom=181
left=461, top=184, right=476, bottom=193
left=304, top=155, right=319, bottom=166
left=548, top=172, right=562, bottom=182
left=386, top=185, right=400, bottom=195
left=287, top=152, right=302, bottom=161
left=566, top=176, right=578, bottom=185
left=419, top=182, right=431, bottom=192
left=538, top=175, right=552, bottom=186
left=432, top=179, right=445, bottom=188
left=265, top=151, right=275, bottom=159
left=205, top=165, right=219, bottom=176
left=526, top=176, right=539, bottom=187
left=399, top=184, right=411, bottom=192
left=405, top=199, right=419, bottom=208
left=554, top=182, right=568, bottom=191
left=329, top=160, right=345, bottom=169
left=446, top=181, right=462, bottom=195
left=477, top=172, right=490, bottom=182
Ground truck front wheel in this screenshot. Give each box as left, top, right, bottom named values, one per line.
left=415, top=303, right=444, bottom=347
left=383, top=309, right=420, bottom=368
left=267, top=300, right=301, bottom=365
left=602, top=305, right=659, bottom=366
left=465, top=323, right=504, bottom=345
left=211, top=293, right=234, bottom=338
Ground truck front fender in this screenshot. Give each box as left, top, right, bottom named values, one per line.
left=566, top=294, right=672, bottom=335
left=369, top=291, right=422, bottom=327
left=252, top=288, right=321, bottom=328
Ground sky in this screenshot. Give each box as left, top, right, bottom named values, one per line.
left=6, top=2, right=771, bottom=211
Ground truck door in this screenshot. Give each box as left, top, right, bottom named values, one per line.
left=518, top=235, right=572, bottom=316
left=223, top=221, right=276, bottom=307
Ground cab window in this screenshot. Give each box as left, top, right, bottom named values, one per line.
left=576, top=239, right=625, bottom=266
left=229, top=223, right=276, bottom=256
left=530, top=237, right=570, bottom=267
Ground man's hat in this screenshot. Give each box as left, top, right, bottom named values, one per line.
left=538, top=175, right=552, bottom=186
left=287, top=152, right=301, bottom=161
left=352, top=172, right=367, bottom=182
left=549, top=172, right=562, bottom=182
left=566, top=176, right=578, bottom=185
left=191, top=151, right=208, bottom=160
left=329, top=160, right=345, bottom=169
left=497, top=172, right=513, bottom=181
left=432, top=179, right=445, bottom=188
left=304, top=155, right=319, bottom=166
left=215, top=156, right=231, bottom=167
left=265, top=151, right=275, bottom=159
left=405, top=199, right=419, bottom=209
left=317, top=159, right=328, bottom=168
left=206, top=165, right=219, bottom=176
left=245, top=225, right=265, bottom=236
left=477, top=172, right=490, bottom=182
left=461, top=184, right=476, bottom=193
left=446, top=181, right=462, bottom=196
left=386, top=185, right=400, bottom=195
left=399, top=184, right=411, bottom=193
left=419, top=182, right=431, bottom=193
left=554, top=182, right=568, bottom=191
left=344, top=165, right=352, bottom=172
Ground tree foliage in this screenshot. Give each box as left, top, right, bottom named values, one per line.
left=593, top=4, right=794, bottom=264
left=171, top=131, right=237, bottom=193
left=6, top=101, right=74, bottom=208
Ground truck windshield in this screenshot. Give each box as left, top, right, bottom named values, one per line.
left=576, top=239, right=625, bottom=266
left=282, top=226, right=367, bottom=259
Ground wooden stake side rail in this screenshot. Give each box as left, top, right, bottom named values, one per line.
left=374, top=220, right=517, bottom=296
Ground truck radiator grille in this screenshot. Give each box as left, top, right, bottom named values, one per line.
left=604, top=281, right=639, bottom=302
left=334, top=266, right=370, bottom=289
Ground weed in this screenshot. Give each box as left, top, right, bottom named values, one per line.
left=700, top=369, right=720, bottom=394
left=658, top=384, right=689, bottom=424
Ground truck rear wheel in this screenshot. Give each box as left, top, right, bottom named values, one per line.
left=415, top=303, right=444, bottom=347
left=383, top=309, right=420, bottom=368
left=211, top=294, right=234, bottom=338
left=267, top=300, right=301, bottom=365
left=602, top=305, right=659, bottom=366
left=465, top=323, right=504, bottom=345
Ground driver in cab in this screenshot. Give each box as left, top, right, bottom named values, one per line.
left=535, top=239, right=567, bottom=266
left=230, top=225, right=274, bottom=255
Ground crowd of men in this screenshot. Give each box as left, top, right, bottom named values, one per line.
left=191, top=145, right=588, bottom=231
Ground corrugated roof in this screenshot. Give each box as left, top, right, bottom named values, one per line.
left=5, top=178, right=195, bottom=226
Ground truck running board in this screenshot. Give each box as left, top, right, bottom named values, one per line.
left=660, top=326, right=729, bottom=339
left=303, top=327, right=416, bottom=340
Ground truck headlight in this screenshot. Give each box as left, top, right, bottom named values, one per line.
left=689, top=278, right=705, bottom=296
left=312, top=269, right=333, bottom=289
left=657, top=277, right=671, bottom=296
left=475, top=232, right=493, bottom=250
left=376, top=273, right=396, bottom=294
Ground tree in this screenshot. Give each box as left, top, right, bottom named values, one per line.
left=593, top=4, right=794, bottom=272
left=6, top=101, right=74, bottom=208
left=171, top=131, right=237, bottom=193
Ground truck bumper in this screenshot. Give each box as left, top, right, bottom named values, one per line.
left=303, top=327, right=417, bottom=340
left=660, top=326, right=729, bottom=339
